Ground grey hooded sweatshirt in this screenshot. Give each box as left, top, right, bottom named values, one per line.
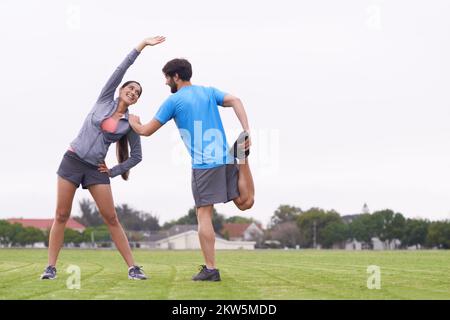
left=70, top=49, right=142, bottom=178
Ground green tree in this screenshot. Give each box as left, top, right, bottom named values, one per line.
left=349, top=214, right=376, bottom=249
left=225, top=216, right=257, bottom=224
left=391, top=212, right=406, bottom=243
left=74, top=199, right=160, bottom=231
left=116, top=204, right=160, bottom=231
left=7, top=225, right=43, bottom=247
left=0, top=220, right=12, bottom=246
left=8, top=223, right=27, bottom=247
left=64, top=229, right=84, bottom=246
left=23, top=227, right=45, bottom=246
left=297, top=208, right=342, bottom=248
left=141, top=213, right=160, bottom=231
left=371, top=209, right=406, bottom=248
left=402, top=218, right=430, bottom=249
left=426, top=221, right=450, bottom=249
left=321, top=222, right=350, bottom=248
left=74, top=199, right=103, bottom=227
left=270, top=205, right=302, bottom=227
left=82, top=225, right=111, bottom=243
left=177, top=207, right=198, bottom=225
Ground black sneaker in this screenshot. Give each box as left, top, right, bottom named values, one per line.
left=128, top=265, right=148, bottom=280
left=192, top=265, right=221, bottom=281
left=40, top=265, right=57, bottom=280
left=230, top=131, right=250, bottom=160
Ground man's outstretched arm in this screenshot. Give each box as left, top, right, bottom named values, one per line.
left=129, top=115, right=163, bottom=137
left=222, top=94, right=251, bottom=149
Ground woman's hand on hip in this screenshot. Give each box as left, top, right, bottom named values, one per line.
left=98, top=163, right=111, bottom=177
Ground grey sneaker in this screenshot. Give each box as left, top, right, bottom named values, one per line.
left=128, top=266, right=147, bottom=280
left=40, top=265, right=57, bottom=280
left=230, top=131, right=250, bottom=160
left=192, top=265, right=221, bottom=281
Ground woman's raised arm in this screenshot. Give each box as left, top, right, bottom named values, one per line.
left=97, top=36, right=166, bottom=103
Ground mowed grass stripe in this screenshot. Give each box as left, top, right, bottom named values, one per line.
left=243, top=264, right=344, bottom=300
left=226, top=259, right=368, bottom=299
left=0, top=249, right=449, bottom=299
left=12, top=261, right=105, bottom=300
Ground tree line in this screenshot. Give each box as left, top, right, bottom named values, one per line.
left=1, top=201, right=449, bottom=249
left=0, top=199, right=257, bottom=247
left=266, top=205, right=450, bottom=249
left=0, top=199, right=162, bottom=247
left=0, top=219, right=113, bottom=248
left=0, top=220, right=46, bottom=247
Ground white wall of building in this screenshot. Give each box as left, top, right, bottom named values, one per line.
left=155, top=230, right=256, bottom=250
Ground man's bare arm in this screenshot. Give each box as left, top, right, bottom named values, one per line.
left=222, top=94, right=250, bottom=133
left=129, top=115, right=163, bottom=137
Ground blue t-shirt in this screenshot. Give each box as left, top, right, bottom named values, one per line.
left=154, top=85, right=233, bottom=169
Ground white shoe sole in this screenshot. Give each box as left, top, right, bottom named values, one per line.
left=128, top=276, right=147, bottom=280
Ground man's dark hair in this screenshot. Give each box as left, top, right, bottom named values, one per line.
left=162, top=58, right=192, bottom=81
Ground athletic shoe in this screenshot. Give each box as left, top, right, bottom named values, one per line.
left=128, top=265, right=148, bottom=280
left=230, top=131, right=250, bottom=160
left=192, top=265, right=221, bottom=281
left=40, top=265, right=57, bottom=280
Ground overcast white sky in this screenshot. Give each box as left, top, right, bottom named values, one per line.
left=0, top=0, right=449, bottom=227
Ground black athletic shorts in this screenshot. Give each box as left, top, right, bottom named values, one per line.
left=57, top=150, right=110, bottom=189
left=191, top=163, right=240, bottom=207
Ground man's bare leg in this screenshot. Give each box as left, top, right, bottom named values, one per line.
left=196, top=205, right=216, bottom=269
left=233, top=158, right=255, bottom=211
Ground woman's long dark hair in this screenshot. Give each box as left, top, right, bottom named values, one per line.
left=117, top=135, right=130, bottom=180
left=116, top=81, right=142, bottom=181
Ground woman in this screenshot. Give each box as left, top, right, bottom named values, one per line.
left=41, top=36, right=166, bottom=280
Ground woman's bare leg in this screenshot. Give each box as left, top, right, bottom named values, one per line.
left=48, top=177, right=77, bottom=266
left=88, top=184, right=135, bottom=267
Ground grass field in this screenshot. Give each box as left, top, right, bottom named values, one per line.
left=0, top=249, right=449, bottom=300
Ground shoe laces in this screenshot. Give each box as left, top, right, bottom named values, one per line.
left=45, top=265, right=56, bottom=273
left=131, top=265, right=144, bottom=274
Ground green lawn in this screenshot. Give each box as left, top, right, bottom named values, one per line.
left=0, top=249, right=449, bottom=300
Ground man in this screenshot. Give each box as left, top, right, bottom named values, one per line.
left=129, top=58, right=255, bottom=281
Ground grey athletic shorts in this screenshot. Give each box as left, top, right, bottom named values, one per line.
left=191, top=163, right=240, bottom=207
left=57, top=150, right=110, bottom=189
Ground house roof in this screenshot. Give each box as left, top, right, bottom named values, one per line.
left=7, top=218, right=86, bottom=231
left=222, top=223, right=262, bottom=238
left=147, top=233, right=169, bottom=241
left=167, top=224, right=198, bottom=236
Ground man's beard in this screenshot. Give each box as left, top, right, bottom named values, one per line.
left=170, top=84, right=177, bottom=93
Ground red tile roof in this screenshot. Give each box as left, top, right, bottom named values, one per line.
left=7, top=218, right=86, bottom=232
